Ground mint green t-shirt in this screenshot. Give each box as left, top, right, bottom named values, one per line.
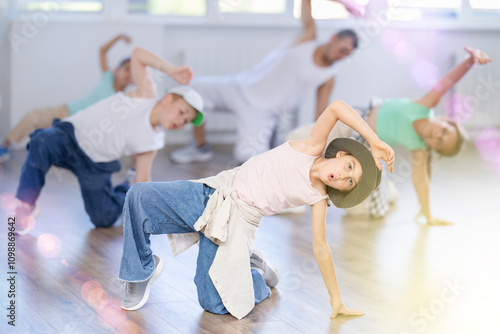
left=66, top=71, right=116, bottom=115
left=376, top=99, right=430, bottom=151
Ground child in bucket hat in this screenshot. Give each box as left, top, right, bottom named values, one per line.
left=324, top=137, right=382, bottom=208
left=119, top=100, right=394, bottom=320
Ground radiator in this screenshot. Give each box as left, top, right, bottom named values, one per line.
left=182, top=46, right=264, bottom=76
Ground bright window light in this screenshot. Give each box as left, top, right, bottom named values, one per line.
left=388, top=0, right=460, bottom=21
left=470, top=0, right=500, bottom=9
left=19, top=0, right=103, bottom=12
left=388, top=8, right=423, bottom=21
left=293, top=0, right=369, bottom=20
left=219, top=0, right=286, bottom=14
left=396, top=0, right=461, bottom=8
left=129, top=0, right=206, bottom=16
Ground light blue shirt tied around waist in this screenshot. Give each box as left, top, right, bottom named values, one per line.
left=166, top=167, right=263, bottom=319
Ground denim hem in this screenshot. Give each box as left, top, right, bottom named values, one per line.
left=119, top=270, right=154, bottom=284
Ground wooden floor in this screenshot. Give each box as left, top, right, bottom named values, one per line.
left=1, top=143, right=499, bottom=334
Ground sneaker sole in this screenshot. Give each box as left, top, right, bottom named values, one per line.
left=0, top=153, right=10, bottom=163
left=170, top=152, right=214, bottom=164
left=15, top=206, right=40, bottom=236
left=121, top=256, right=164, bottom=311
left=251, top=250, right=280, bottom=288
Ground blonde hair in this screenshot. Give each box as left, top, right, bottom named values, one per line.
left=437, top=121, right=467, bottom=157
left=427, top=121, right=467, bottom=177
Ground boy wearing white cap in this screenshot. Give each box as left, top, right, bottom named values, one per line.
left=13, top=47, right=204, bottom=234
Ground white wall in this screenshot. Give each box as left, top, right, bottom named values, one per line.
left=0, top=2, right=15, bottom=137
left=4, top=18, right=500, bottom=145
left=8, top=20, right=163, bottom=124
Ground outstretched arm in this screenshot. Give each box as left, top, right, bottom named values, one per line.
left=134, top=150, right=157, bottom=183
left=416, top=47, right=491, bottom=109
left=127, top=47, right=193, bottom=99
left=100, top=34, right=131, bottom=72
left=315, top=77, right=335, bottom=120
left=295, top=0, right=365, bottom=45
left=335, top=0, right=365, bottom=17
left=311, top=201, right=364, bottom=318
left=411, top=150, right=452, bottom=225
left=295, top=0, right=316, bottom=44
left=298, top=100, right=395, bottom=172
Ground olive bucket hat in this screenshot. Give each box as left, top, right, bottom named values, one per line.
left=325, top=138, right=382, bottom=208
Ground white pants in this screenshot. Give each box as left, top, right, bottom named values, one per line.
left=190, top=76, right=281, bottom=162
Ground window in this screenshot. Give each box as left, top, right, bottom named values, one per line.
left=396, top=0, right=461, bottom=8
left=388, top=0, right=461, bottom=21
left=469, top=0, right=500, bottom=10
left=128, top=0, right=286, bottom=16
left=219, top=0, right=286, bottom=14
left=128, top=0, right=206, bottom=16
left=18, top=0, right=103, bottom=12
left=294, top=0, right=369, bottom=20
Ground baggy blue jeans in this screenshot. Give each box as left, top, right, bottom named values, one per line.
left=118, top=181, right=271, bottom=315
left=16, top=120, right=129, bottom=227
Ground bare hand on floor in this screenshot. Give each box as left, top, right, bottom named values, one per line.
left=330, top=298, right=364, bottom=319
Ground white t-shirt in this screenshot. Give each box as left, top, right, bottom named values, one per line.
left=232, top=141, right=329, bottom=216
left=236, top=40, right=338, bottom=110
left=66, top=92, right=165, bottom=163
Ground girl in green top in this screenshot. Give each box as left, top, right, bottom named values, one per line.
left=291, top=47, right=491, bottom=225
left=0, top=34, right=133, bottom=163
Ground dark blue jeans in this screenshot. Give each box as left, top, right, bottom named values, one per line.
left=119, top=181, right=271, bottom=315
left=16, top=120, right=130, bottom=227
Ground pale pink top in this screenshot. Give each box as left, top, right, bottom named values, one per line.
left=232, top=141, right=330, bottom=216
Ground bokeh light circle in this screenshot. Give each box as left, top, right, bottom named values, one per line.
left=81, top=280, right=109, bottom=308
left=0, top=192, right=17, bottom=212
left=37, top=233, right=62, bottom=258
left=21, top=216, right=37, bottom=233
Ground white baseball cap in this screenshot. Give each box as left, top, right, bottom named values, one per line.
left=167, top=86, right=204, bottom=126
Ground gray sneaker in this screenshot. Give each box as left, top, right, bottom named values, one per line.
left=250, top=250, right=280, bottom=288
left=170, top=142, right=214, bottom=164
left=121, top=255, right=164, bottom=311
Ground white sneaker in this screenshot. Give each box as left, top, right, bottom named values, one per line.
left=0, top=146, right=10, bottom=163
left=170, top=142, right=214, bottom=164
left=125, top=168, right=136, bottom=187
left=14, top=202, right=39, bottom=236
left=250, top=250, right=280, bottom=288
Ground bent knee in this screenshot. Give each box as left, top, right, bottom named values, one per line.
left=194, top=279, right=228, bottom=314
left=27, top=131, right=52, bottom=154
left=199, top=298, right=227, bottom=315
left=125, top=183, right=150, bottom=204
left=89, top=214, right=118, bottom=228
left=28, top=128, right=59, bottom=147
